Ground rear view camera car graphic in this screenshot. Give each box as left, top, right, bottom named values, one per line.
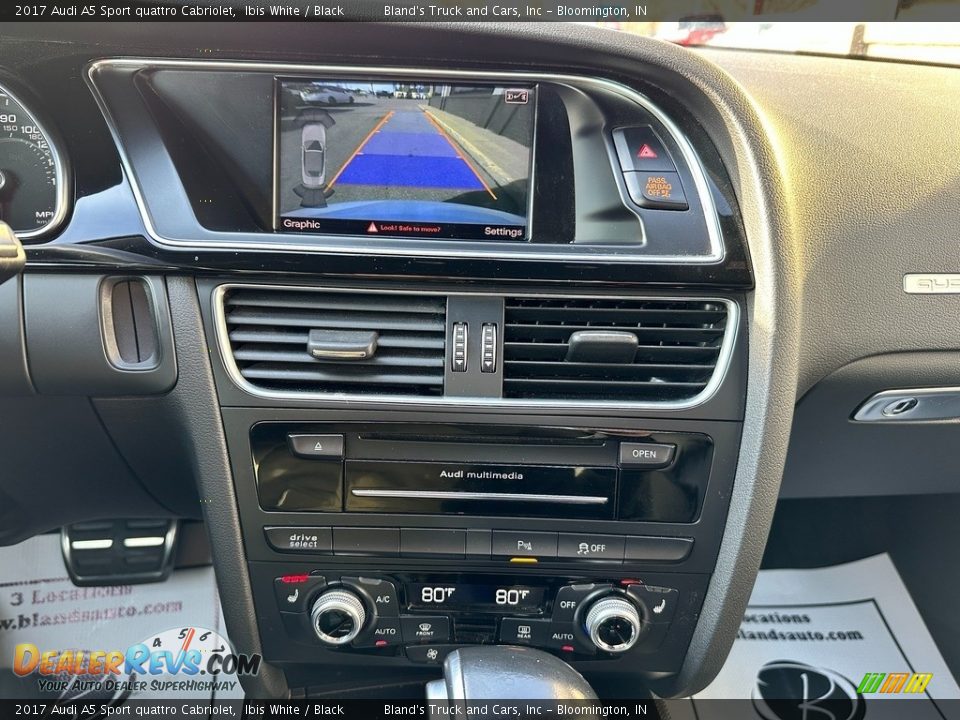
left=294, top=108, right=337, bottom=209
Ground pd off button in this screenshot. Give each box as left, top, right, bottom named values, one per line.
left=619, top=443, right=676, bottom=469
left=492, top=531, right=558, bottom=559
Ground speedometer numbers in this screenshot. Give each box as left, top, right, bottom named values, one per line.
left=0, top=83, right=66, bottom=239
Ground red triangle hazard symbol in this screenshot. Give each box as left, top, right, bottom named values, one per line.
left=367, top=222, right=378, bottom=233
left=637, top=144, right=658, bottom=159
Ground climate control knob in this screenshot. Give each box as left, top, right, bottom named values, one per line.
left=583, top=596, right=642, bottom=653
left=310, top=588, right=367, bottom=646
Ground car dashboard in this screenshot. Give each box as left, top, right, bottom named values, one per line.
left=2, top=20, right=958, bottom=700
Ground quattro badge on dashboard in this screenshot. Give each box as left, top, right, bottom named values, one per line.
left=903, top=273, right=960, bottom=293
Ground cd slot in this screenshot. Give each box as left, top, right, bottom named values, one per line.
left=345, top=461, right=616, bottom=520
left=350, top=489, right=609, bottom=505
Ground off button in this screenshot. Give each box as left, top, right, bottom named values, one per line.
left=619, top=443, right=676, bottom=469
left=558, top=534, right=624, bottom=562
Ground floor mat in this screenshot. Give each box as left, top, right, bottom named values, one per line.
left=679, top=554, right=959, bottom=719
left=0, top=534, right=243, bottom=701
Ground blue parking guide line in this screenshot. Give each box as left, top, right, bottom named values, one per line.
left=336, top=109, right=485, bottom=191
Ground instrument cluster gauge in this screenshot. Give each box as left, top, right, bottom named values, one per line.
left=0, top=81, right=69, bottom=240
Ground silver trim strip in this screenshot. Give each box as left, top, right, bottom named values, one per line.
left=212, top=283, right=739, bottom=412
left=85, top=58, right=724, bottom=265
left=351, top=489, right=609, bottom=505
left=0, top=81, right=70, bottom=240
left=123, top=536, right=166, bottom=548
left=71, top=539, right=114, bottom=550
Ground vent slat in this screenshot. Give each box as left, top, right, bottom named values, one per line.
left=223, top=287, right=446, bottom=397
left=504, top=361, right=715, bottom=380
left=502, top=297, right=729, bottom=402
left=504, top=307, right=726, bottom=325
left=233, top=346, right=444, bottom=368
left=226, top=291, right=445, bottom=314
left=226, top=308, right=445, bottom=333
left=502, top=378, right=706, bottom=388
left=504, top=324, right=724, bottom=343
left=241, top=365, right=444, bottom=386
left=504, top=342, right=721, bottom=363
left=229, top=328, right=445, bottom=350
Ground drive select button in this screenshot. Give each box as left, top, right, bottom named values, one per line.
left=264, top=527, right=332, bottom=553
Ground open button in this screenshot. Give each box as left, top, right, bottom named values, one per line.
left=619, top=443, right=676, bottom=468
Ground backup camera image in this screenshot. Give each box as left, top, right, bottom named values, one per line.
left=275, top=78, right=535, bottom=240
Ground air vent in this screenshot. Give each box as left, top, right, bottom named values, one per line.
left=502, top=297, right=730, bottom=403
left=221, top=287, right=446, bottom=397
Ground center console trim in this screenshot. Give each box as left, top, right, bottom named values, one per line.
left=86, top=57, right=725, bottom=265
left=211, top=282, right=740, bottom=412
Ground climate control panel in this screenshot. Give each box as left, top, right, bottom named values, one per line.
left=272, top=571, right=681, bottom=665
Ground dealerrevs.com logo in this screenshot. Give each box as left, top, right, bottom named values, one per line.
left=12, top=627, right=260, bottom=694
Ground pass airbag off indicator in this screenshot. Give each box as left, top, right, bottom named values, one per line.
left=624, top=172, right=689, bottom=210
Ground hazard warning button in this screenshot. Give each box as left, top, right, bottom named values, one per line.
left=612, top=126, right=676, bottom=173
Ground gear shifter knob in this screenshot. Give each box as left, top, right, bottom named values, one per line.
left=426, top=646, right=597, bottom=701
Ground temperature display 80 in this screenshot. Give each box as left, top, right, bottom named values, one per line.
left=407, top=583, right=546, bottom=614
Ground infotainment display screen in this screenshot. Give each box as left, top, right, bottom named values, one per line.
left=274, top=78, right=536, bottom=240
